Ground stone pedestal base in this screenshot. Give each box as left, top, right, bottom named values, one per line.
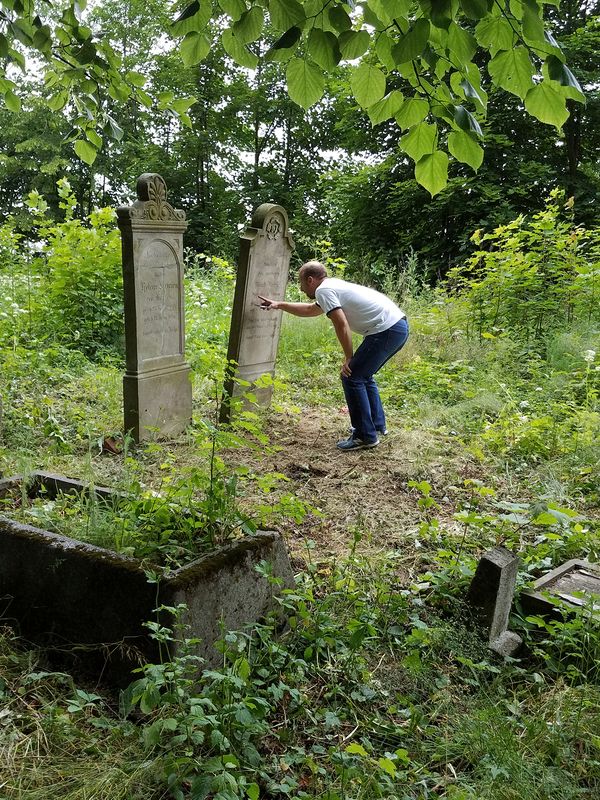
left=124, top=364, right=192, bottom=441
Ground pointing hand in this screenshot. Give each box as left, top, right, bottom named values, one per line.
left=256, top=294, right=280, bottom=310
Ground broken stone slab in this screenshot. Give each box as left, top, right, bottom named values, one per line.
left=0, top=471, right=120, bottom=503
left=0, top=473, right=294, bottom=686
left=521, top=559, right=600, bottom=618
left=466, top=546, right=523, bottom=657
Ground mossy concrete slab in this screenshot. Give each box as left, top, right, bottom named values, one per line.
left=0, top=472, right=294, bottom=685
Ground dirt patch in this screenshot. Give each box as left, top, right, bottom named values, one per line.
left=225, top=404, right=484, bottom=566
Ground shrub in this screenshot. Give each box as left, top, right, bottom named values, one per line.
left=26, top=178, right=123, bottom=358
left=449, top=191, right=600, bottom=342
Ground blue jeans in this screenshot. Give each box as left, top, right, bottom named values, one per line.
left=341, top=317, right=409, bottom=443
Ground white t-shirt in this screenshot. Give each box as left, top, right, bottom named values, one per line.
left=315, top=278, right=405, bottom=336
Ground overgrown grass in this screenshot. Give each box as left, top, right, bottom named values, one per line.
left=0, top=626, right=162, bottom=800
left=2, top=551, right=600, bottom=799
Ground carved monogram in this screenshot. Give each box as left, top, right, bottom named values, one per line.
left=265, top=215, right=282, bottom=240
left=128, top=174, right=186, bottom=222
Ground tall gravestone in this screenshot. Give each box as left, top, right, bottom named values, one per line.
left=221, top=203, right=294, bottom=421
left=117, top=174, right=192, bottom=442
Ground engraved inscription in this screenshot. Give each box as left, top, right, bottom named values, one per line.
left=239, top=253, right=287, bottom=365
left=224, top=202, right=293, bottom=412
left=137, top=239, right=182, bottom=361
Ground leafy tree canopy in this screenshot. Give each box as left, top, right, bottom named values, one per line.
left=0, top=0, right=588, bottom=194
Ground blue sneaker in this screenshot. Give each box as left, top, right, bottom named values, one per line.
left=350, top=426, right=388, bottom=436
left=336, top=436, right=380, bottom=451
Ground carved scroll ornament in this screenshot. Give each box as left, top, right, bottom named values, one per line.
left=123, top=173, right=186, bottom=223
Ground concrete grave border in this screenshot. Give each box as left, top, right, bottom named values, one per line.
left=0, top=472, right=294, bottom=685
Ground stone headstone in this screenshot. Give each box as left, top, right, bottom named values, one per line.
left=467, top=546, right=522, bottom=657
left=117, top=174, right=192, bottom=442
left=221, top=203, right=294, bottom=421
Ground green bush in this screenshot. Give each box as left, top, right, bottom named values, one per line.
left=24, top=179, right=123, bottom=358
left=449, top=191, right=600, bottom=342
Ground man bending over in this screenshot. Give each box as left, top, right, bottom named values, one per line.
left=258, top=261, right=409, bottom=451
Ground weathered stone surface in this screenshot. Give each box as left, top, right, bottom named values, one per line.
left=490, top=630, right=523, bottom=658
left=521, top=559, right=600, bottom=617
left=117, top=174, right=192, bottom=441
left=0, top=472, right=118, bottom=501
left=222, top=203, right=293, bottom=420
left=0, top=473, right=294, bottom=685
left=467, top=546, right=522, bottom=656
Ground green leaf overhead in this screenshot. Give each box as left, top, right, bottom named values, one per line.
left=172, top=0, right=212, bottom=36
left=453, top=105, right=482, bottom=136
left=415, top=149, right=448, bottom=195
left=422, top=0, right=454, bottom=29
left=232, top=6, right=264, bottom=43
left=3, top=90, right=21, bottom=112
left=447, top=22, right=477, bottom=66
left=392, top=19, right=430, bottom=64
left=368, top=90, right=404, bottom=125
left=218, top=0, right=247, bottom=21
left=308, top=29, right=341, bottom=71
left=522, top=0, right=545, bottom=44
left=286, top=58, right=324, bottom=108
left=73, top=138, right=97, bottom=165
left=269, top=0, right=305, bottom=31
left=375, top=33, right=396, bottom=70
left=400, top=121, right=437, bottom=160
left=181, top=32, right=210, bottom=65
left=525, top=81, right=569, bottom=129
left=339, top=30, right=371, bottom=60
left=474, top=15, right=515, bottom=54
left=350, top=63, right=386, bottom=109
left=460, top=0, right=491, bottom=20
left=545, top=56, right=586, bottom=103
left=328, top=5, right=352, bottom=32
left=395, top=96, right=429, bottom=129
left=368, top=0, right=411, bottom=24
left=448, top=129, right=483, bottom=170
left=126, top=71, right=146, bottom=88
left=488, top=46, right=535, bottom=100
left=271, top=25, right=302, bottom=51
left=222, top=27, right=258, bottom=68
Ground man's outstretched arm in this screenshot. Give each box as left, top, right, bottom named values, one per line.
left=257, top=295, right=323, bottom=318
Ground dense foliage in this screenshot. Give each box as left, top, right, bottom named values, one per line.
left=0, top=0, right=588, bottom=194
left=0, top=2, right=598, bottom=276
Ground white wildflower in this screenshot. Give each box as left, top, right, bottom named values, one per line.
left=583, top=350, right=596, bottom=363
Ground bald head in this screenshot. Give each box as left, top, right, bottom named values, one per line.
left=298, top=261, right=327, bottom=300
left=299, top=261, right=328, bottom=282
left=299, top=261, right=327, bottom=299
